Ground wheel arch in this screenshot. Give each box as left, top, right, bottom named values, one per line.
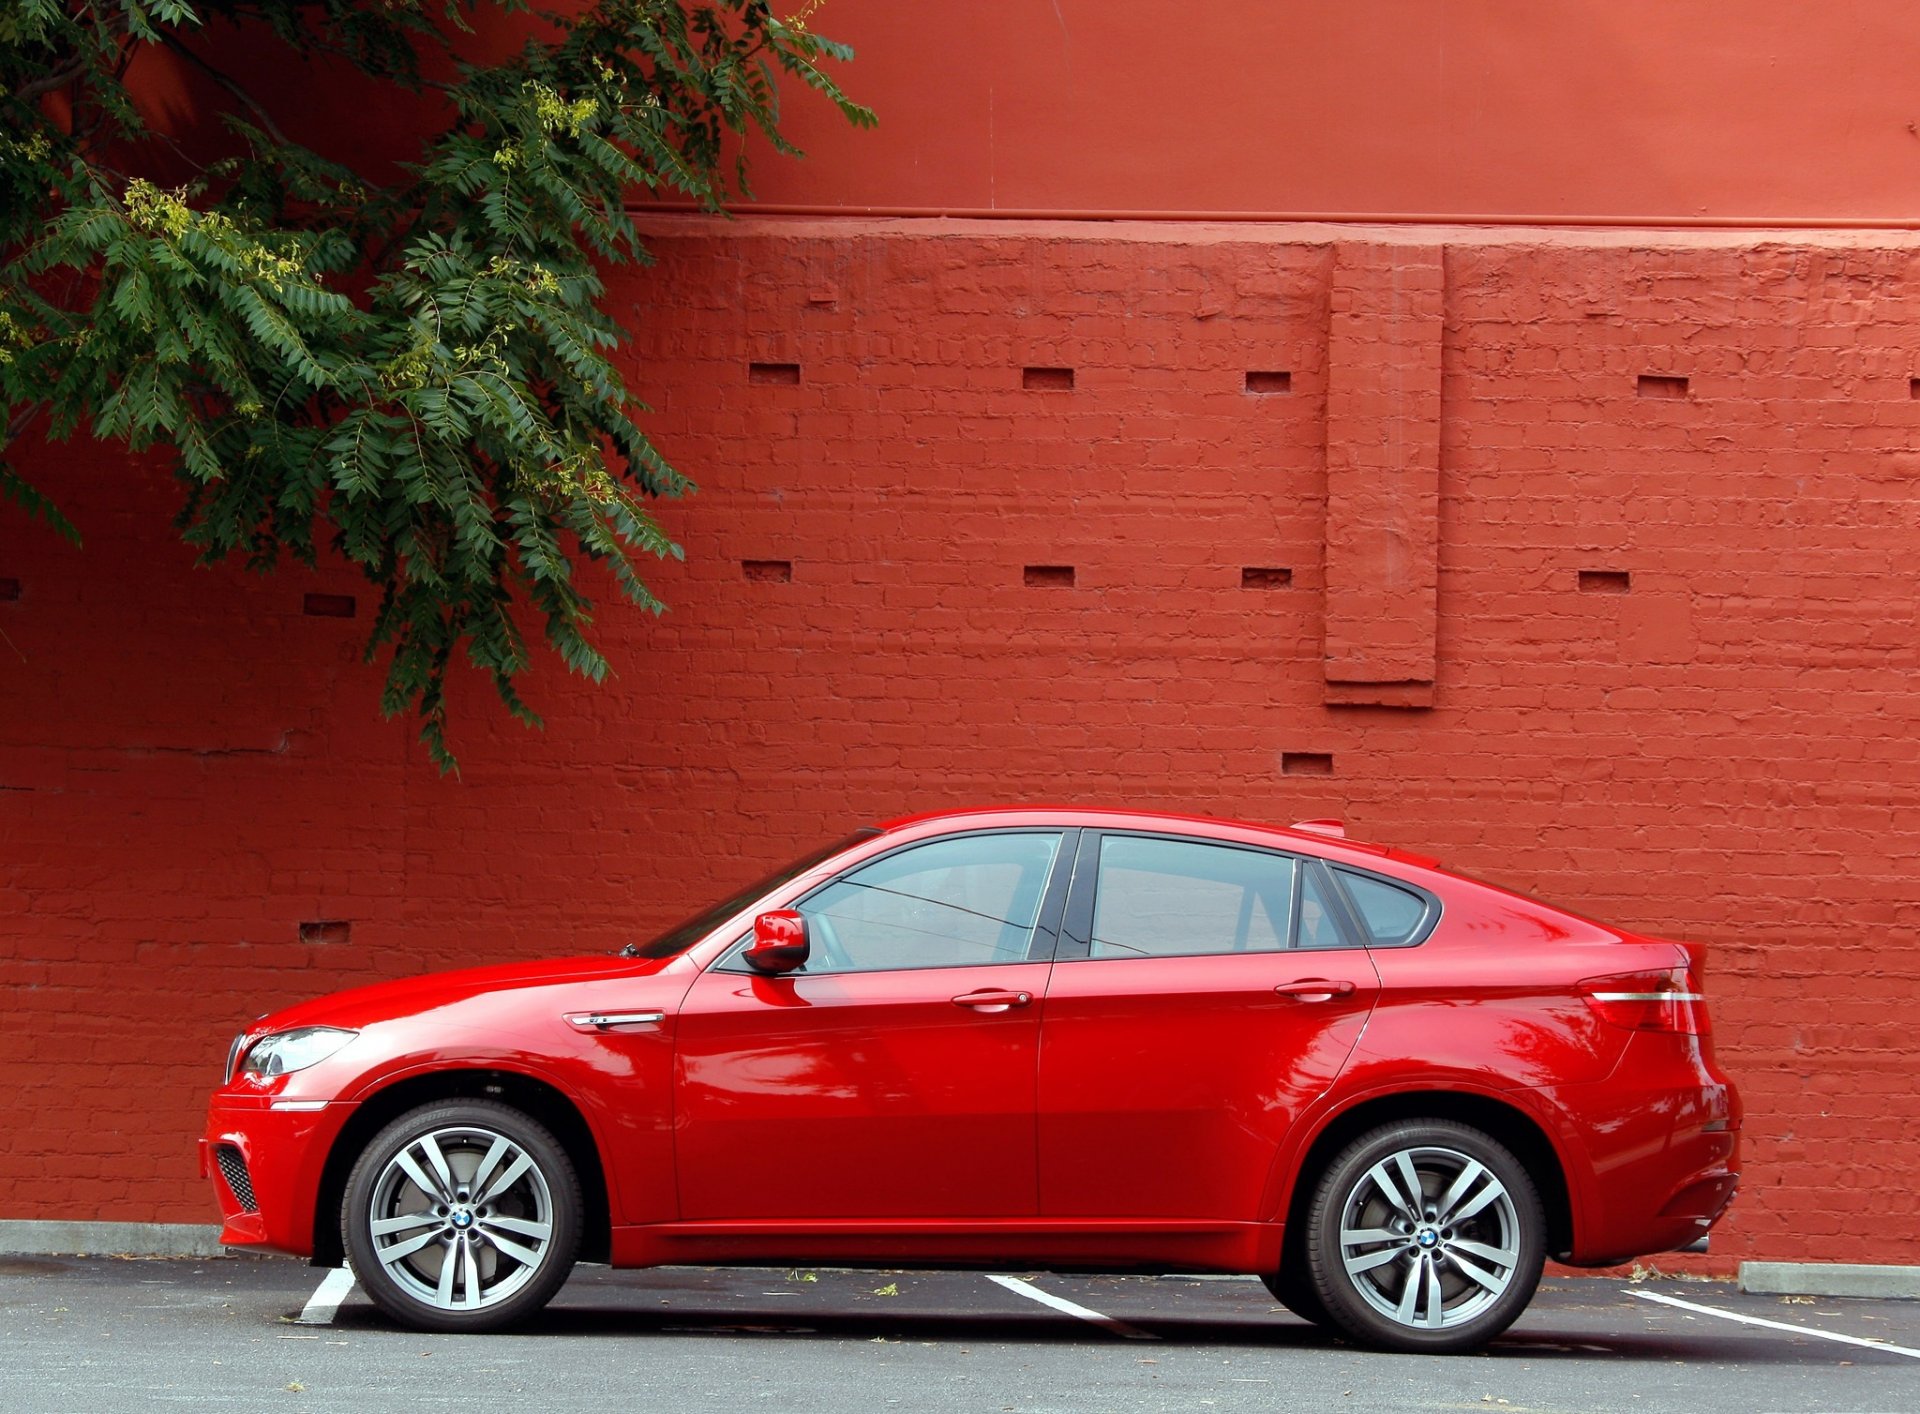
left=311, top=1067, right=612, bottom=1267
left=1280, top=1091, right=1575, bottom=1265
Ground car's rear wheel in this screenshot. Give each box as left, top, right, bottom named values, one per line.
left=342, top=1100, right=580, bottom=1332
left=1304, top=1120, right=1544, bottom=1353
left=1261, top=1263, right=1332, bottom=1328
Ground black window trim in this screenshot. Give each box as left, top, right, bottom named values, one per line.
left=1296, top=856, right=1366, bottom=953
left=1055, top=828, right=1371, bottom=962
left=712, top=826, right=1081, bottom=976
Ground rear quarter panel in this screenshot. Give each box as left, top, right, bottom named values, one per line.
left=1261, top=866, right=1699, bottom=1246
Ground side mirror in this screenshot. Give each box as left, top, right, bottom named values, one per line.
left=744, top=909, right=809, bottom=974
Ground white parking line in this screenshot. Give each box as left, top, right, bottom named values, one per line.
left=296, top=1265, right=358, bottom=1326
left=986, top=1274, right=1159, bottom=1341
left=1627, top=1289, right=1920, bottom=1360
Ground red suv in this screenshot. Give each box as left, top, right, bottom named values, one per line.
left=202, top=809, right=1740, bottom=1352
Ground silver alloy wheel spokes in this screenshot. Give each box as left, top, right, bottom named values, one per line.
left=1337, top=1145, right=1521, bottom=1330
left=367, top=1126, right=555, bottom=1312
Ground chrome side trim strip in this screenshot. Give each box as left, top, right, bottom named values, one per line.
left=269, top=1099, right=330, bottom=1112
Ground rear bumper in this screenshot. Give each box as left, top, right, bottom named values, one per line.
left=1577, top=1126, right=1740, bottom=1265
left=1546, top=1032, right=1741, bottom=1266
left=203, top=1095, right=356, bottom=1258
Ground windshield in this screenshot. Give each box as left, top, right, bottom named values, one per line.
left=624, top=829, right=881, bottom=959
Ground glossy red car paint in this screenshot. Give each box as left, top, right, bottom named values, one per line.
left=204, top=808, right=1740, bottom=1345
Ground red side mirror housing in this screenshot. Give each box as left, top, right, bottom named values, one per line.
left=745, top=909, right=809, bottom=974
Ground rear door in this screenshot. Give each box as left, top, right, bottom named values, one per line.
left=1036, top=831, right=1380, bottom=1219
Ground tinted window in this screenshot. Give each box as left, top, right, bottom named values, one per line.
left=1295, top=865, right=1351, bottom=950
left=801, top=832, right=1062, bottom=972
left=1090, top=837, right=1296, bottom=958
left=1336, top=868, right=1431, bottom=946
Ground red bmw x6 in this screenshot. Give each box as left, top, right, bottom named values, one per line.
left=202, top=808, right=1740, bottom=1352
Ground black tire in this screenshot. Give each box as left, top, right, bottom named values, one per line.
left=1304, top=1120, right=1545, bottom=1354
left=1265, top=1187, right=1336, bottom=1328
left=1261, top=1263, right=1333, bottom=1329
left=342, top=1099, right=581, bottom=1333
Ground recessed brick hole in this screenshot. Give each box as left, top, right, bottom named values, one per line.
left=1578, top=570, right=1632, bottom=593
left=302, top=593, right=356, bottom=618
left=1241, top=566, right=1293, bottom=588
left=1281, top=752, right=1334, bottom=776
left=742, top=559, right=793, bottom=583
left=299, top=920, right=351, bottom=945
left=1908, top=377, right=1920, bottom=399
left=748, top=362, right=801, bottom=385
left=1022, top=367, right=1075, bottom=391
left=1244, top=371, right=1292, bottom=394
left=1637, top=375, right=1689, bottom=399
left=1024, top=564, right=1075, bottom=588
left=0, top=578, right=19, bottom=603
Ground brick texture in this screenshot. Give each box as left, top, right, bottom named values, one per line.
left=2, top=218, right=1917, bottom=1272
left=1323, top=244, right=1443, bottom=705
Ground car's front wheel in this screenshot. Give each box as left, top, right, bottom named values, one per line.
left=1304, top=1119, right=1544, bottom=1353
left=342, top=1099, right=580, bottom=1332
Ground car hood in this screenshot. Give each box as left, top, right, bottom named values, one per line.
left=247, top=954, right=685, bottom=1035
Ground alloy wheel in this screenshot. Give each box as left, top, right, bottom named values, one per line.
left=366, top=1124, right=557, bottom=1311
left=344, top=1101, right=580, bottom=1331
left=1336, top=1144, right=1522, bottom=1330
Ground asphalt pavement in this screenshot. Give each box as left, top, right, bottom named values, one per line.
left=1, top=1255, right=1914, bottom=1413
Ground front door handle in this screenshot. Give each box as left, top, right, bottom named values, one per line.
left=952, top=988, right=1033, bottom=1011
left=1273, top=978, right=1356, bottom=1002
left=564, top=1010, right=667, bottom=1032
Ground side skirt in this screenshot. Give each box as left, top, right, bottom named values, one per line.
left=609, top=1218, right=1281, bottom=1275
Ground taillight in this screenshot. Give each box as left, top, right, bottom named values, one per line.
left=1582, top=967, right=1708, bottom=1035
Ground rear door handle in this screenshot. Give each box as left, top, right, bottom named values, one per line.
left=952, top=988, right=1033, bottom=1011
left=1274, top=978, right=1356, bottom=1001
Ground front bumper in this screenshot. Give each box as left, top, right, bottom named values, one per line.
left=203, top=1095, right=357, bottom=1257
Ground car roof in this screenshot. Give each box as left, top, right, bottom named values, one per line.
left=871, top=805, right=1438, bottom=869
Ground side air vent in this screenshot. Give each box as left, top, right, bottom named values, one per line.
left=215, top=1145, right=258, bottom=1213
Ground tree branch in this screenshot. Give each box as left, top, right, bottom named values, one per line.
left=12, top=54, right=89, bottom=104
left=156, top=30, right=292, bottom=148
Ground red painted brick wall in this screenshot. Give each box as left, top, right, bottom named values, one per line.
left=3, top=219, right=1917, bottom=1270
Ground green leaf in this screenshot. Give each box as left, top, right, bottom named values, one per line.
left=3, top=0, right=868, bottom=770
left=0, top=462, right=82, bottom=544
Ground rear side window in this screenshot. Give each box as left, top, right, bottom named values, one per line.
left=1089, top=836, right=1296, bottom=958
left=1334, top=867, right=1434, bottom=947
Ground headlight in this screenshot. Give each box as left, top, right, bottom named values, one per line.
left=234, top=1026, right=358, bottom=1080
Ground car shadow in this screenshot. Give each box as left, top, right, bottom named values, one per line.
left=322, top=1303, right=1897, bottom=1364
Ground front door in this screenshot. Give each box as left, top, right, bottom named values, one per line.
left=674, top=829, right=1072, bottom=1220
left=1037, top=831, right=1380, bottom=1219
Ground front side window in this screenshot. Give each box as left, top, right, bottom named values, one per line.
left=799, top=832, right=1064, bottom=972
left=1089, top=836, right=1297, bottom=958
left=1295, top=864, right=1350, bottom=950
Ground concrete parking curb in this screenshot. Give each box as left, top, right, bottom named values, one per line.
left=0, top=1220, right=232, bottom=1259
left=1739, top=1262, right=1920, bottom=1300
